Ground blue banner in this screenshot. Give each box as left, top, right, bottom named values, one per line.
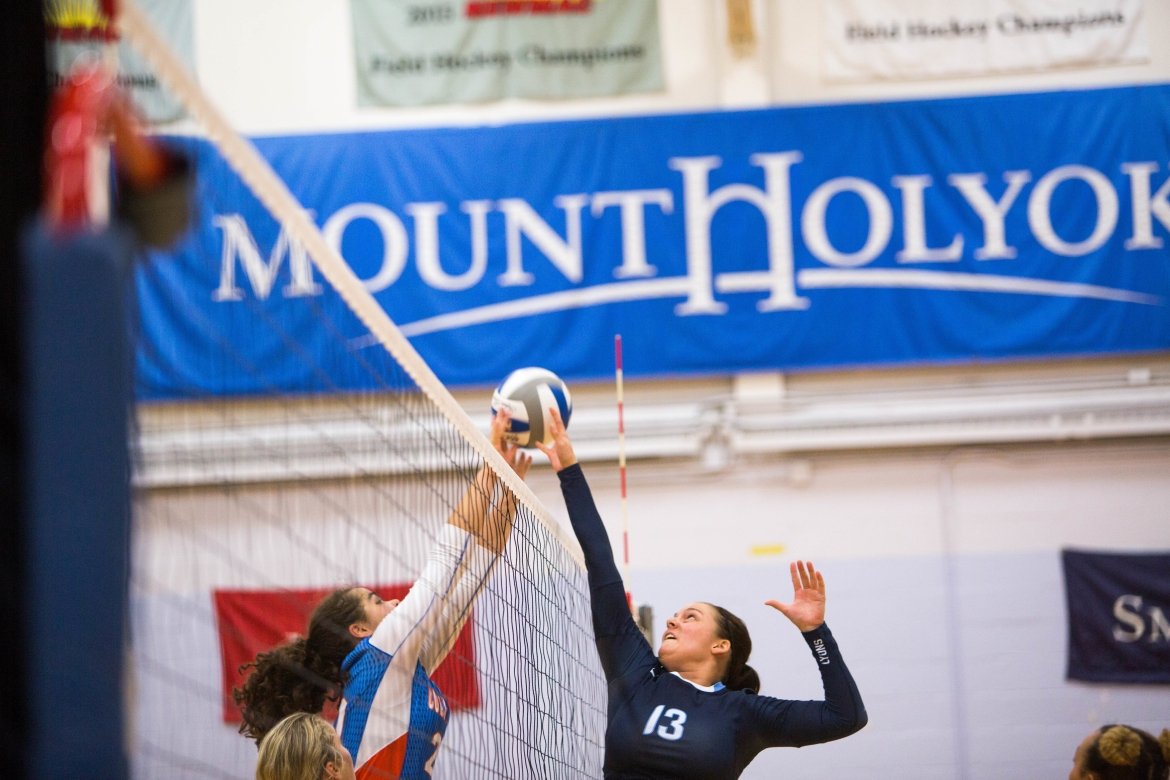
left=1063, top=549, right=1170, bottom=684
left=136, top=84, right=1170, bottom=399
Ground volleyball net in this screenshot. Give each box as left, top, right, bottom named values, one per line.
left=111, top=2, right=606, bottom=777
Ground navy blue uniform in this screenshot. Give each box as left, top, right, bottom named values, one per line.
left=557, top=463, right=867, bottom=779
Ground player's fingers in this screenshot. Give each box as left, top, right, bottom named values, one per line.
left=788, top=561, right=800, bottom=592
left=551, top=408, right=568, bottom=439
left=534, top=441, right=559, bottom=467
left=515, top=453, right=532, bottom=479
left=797, top=560, right=811, bottom=589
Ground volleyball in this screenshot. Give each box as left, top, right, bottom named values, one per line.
left=490, top=367, right=572, bottom=448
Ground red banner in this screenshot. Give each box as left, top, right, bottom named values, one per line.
left=214, top=585, right=480, bottom=723
left=465, top=0, right=591, bottom=16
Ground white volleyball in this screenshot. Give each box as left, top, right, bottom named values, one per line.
left=490, top=367, right=573, bottom=448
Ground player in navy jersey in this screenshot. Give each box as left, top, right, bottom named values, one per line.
left=235, top=411, right=530, bottom=779
left=535, top=407, right=867, bottom=779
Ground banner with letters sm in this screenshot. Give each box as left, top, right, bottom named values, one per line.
left=135, top=84, right=1170, bottom=399
left=1062, top=550, right=1170, bottom=684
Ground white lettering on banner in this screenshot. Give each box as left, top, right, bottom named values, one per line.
left=211, top=154, right=1167, bottom=331
left=590, top=189, right=673, bottom=279
left=1027, top=165, right=1119, bottom=257
left=1122, top=163, right=1170, bottom=250
left=408, top=201, right=490, bottom=291
left=893, top=175, right=963, bottom=263
left=801, top=176, right=893, bottom=268
left=947, top=171, right=1031, bottom=260
left=497, top=195, right=588, bottom=286
left=321, top=203, right=408, bottom=293
left=670, top=152, right=807, bottom=314
left=1112, top=595, right=1170, bottom=643
left=212, top=213, right=321, bottom=301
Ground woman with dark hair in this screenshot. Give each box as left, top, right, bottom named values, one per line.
left=535, top=407, right=867, bottom=779
left=1071, top=724, right=1170, bottom=780
left=235, top=411, right=530, bottom=779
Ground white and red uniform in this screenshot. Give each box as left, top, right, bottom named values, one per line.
left=336, top=525, right=496, bottom=779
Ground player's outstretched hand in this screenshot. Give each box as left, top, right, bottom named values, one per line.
left=534, top=406, right=577, bottom=473
left=765, top=560, right=826, bottom=633
left=491, top=408, right=532, bottom=479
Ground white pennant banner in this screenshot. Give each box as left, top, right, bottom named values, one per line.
left=823, top=0, right=1149, bottom=82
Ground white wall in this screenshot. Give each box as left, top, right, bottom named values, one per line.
left=134, top=2, right=1170, bottom=778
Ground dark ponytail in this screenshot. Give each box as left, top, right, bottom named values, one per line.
left=234, top=587, right=365, bottom=742
left=712, top=605, right=760, bottom=694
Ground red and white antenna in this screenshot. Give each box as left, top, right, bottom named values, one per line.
left=616, top=334, right=654, bottom=641
left=615, top=334, right=631, bottom=596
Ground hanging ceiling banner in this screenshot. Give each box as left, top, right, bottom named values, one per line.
left=45, top=0, right=194, bottom=125
left=135, top=84, right=1170, bottom=399
left=823, top=0, right=1149, bottom=82
left=1062, top=550, right=1170, bottom=684
left=350, top=0, right=663, bottom=106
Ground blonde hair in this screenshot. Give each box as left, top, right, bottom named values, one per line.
left=255, top=712, right=344, bottom=780
left=1087, top=724, right=1170, bottom=780
left=1100, top=725, right=1146, bottom=767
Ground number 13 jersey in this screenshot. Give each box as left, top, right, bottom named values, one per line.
left=556, top=463, right=867, bottom=780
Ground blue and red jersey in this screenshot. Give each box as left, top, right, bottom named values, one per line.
left=336, top=525, right=495, bottom=779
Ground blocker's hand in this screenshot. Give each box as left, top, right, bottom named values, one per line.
left=491, top=408, right=532, bottom=479
left=534, top=407, right=578, bottom=473
left=765, top=560, right=826, bottom=633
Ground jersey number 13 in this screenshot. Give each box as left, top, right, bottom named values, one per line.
left=642, top=704, right=687, bottom=741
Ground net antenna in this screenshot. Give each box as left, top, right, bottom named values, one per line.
left=118, top=1, right=605, bottom=776
left=615, top=334, right=654, bottom=643
left=615, top=334, right=630, bottom=588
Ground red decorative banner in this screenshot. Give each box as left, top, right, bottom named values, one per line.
left=213, top=585, right=480, bottom=723
left=466, top=0, right=591, bottom=17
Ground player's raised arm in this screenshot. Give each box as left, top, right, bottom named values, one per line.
left=448, top=408, right=531, bottom=555
left=764, top=560, right=826, bottom=632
